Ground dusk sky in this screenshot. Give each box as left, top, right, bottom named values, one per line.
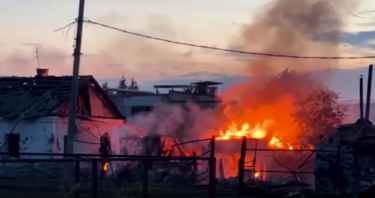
left=1, top=0, right=375, bottom=99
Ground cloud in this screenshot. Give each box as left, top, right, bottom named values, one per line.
left=178, top=71, right=227, bottom=79
left=0, top=14, right=239, bottom=79
left=22, top=43, right=42, bottom=47
left=356, top=9, right=375, bottom=15
left=1, top=6, right=375, bottom=87
left=75, top=13, right=245, bottom=79
left=348, top=7, right=375, bottom=32
left=183, top=50, right=193, bottom=58
left=0, top=8, right=11, bottom=14
left=0, top=46, right=71, bottom=76
left=341, top=30, right=375, bottom=47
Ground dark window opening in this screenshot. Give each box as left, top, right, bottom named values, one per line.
left=131, top=106, right=152, bottom=116
left=4, top=134, right=20, bottom=158
left=77, top=87, right=92, bottom=115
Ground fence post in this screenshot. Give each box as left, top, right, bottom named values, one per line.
left=142, top=159, right=149, bottom=198
left=237, top=137, right=247, bottom=195
left=210, top=136, right=216, bottom=158
left=64, top=136, right=67, bottom=154
left=252, top=140, right=258, bottom=185
left=75, top=159, right=80, bottom=198
left=92, top=160, right=98, bottom=198
left=333, top=143, right=341, bottom=195
left=192, top=152, right=198, bottom=182
left=63, top=135, right=73, bottom=186
left=208, top=157, right=216, bottom=198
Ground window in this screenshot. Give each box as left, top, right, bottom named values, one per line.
left=131, top=106, right=153, bottom=116
left=2, top=134, right=20, bottom=158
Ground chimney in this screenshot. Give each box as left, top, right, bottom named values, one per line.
left=36, top=68, right=49, bottom=77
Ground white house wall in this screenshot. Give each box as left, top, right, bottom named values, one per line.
left=109, top=95, right=166, bottom=117
left=168, top=92, right=218, bottom=102
left=109, top=92, right=220, bottom=118
left=0, top=116, right=54, bottom=159
left=0, top=116, right=134, bottom=158
left=0, top=116, right=145, bottom=171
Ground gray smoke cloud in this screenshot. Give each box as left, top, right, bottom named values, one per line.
left=127, top=103, right=220, bottom=142
left=124, top=0, right=359, bottom=143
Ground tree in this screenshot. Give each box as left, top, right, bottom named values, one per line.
left=118, top=75, right=128, bottom=89
left=102, top=82, right=108, bottom=88
left=293, top=88, right=347, bottom=148
left=128, top=78, right=139, bottom=90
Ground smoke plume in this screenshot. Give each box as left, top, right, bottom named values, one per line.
left=218, top=0, right=358, bottom=145
left=128, top=0, right=358, bottom=146
left=236, top=0, right=357, bottom=76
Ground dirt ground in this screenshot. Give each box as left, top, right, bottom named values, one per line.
left=0, top=180, right=224, bottom=198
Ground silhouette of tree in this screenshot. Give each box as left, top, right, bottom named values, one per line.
left=128, top=78, right=139, bottom=90
left=102, top=82, right=108, bottom=88
left=118, top=75, right=128, bottom=89
left=293, top=88, right=347, bottom=148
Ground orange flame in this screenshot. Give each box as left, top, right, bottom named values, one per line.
left=217, top=120, right=273, bottom=140
left=215, top=120, right=294, bottom=150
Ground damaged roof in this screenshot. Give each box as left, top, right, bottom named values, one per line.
left=0, top=75, right=124, bottom=120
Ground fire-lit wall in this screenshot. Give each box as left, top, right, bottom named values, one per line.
left=198, top=139, right=269, bottom=179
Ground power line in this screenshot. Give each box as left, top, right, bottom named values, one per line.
left=82, top=19, right=375, bottom=60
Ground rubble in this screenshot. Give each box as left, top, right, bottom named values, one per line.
left=314, top=143, right=356, bottom=196
left=315, top=120, right=375, bottom=197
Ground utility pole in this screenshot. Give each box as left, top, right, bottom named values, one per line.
left=66, top=0, right=85, bottom=155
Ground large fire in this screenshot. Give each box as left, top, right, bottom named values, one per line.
left=215, top=120, right=294, bottom=150
left=208, top=119, right=295, bottom=179
left=204, top=0, right=358, bottom=153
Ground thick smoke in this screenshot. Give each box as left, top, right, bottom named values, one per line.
left=127, top=102, right=220, bottom=142
left=219, top=0, right=358, bottom=144
left=127, top=0, right=358, bottom=144
left=237, top=0, right=357, bottom=76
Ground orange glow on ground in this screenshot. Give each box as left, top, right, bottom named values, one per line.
left=103, top=162, right=109, bottom=171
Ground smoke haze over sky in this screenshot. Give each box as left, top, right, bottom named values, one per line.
left=0, top=0, right=375, bottom=99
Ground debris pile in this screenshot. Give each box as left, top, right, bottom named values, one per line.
left=314, top=65, right=375, bottom=197
left=315, top=119, right=375, bottom=197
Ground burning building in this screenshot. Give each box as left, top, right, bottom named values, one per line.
left=0, top=69, right=140, bottom=162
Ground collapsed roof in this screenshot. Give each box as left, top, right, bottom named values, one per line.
left=0, top=75, right=124, bottom=120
